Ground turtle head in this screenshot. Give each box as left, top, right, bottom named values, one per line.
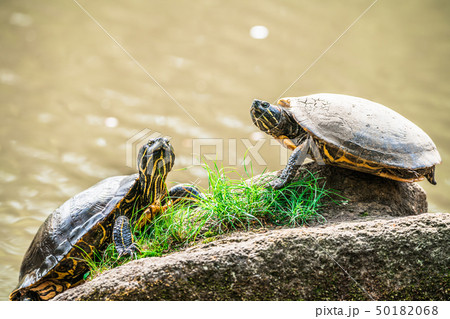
left=137, top=137, right=175, bottom=198
left=250, top=99, right=299, bottom=139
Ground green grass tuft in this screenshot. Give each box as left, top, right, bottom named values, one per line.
left=83, top=163, right=338, bottom=280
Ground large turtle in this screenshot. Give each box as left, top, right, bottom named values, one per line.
left=250, top=93, right=441, bottom=189
left=10, top=137, right=202, bottom=301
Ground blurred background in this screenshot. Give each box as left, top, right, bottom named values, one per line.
left=1, top=0, right=449, bottom=300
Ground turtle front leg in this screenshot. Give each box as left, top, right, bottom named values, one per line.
left=134, top=204, right=166, bottom=230
left=113, top=216, right=140, bottom=258
left=134, top=185, right=204, bottom=230
left=270, top=139, right=309, bottom=190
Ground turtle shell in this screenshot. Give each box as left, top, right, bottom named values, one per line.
left=282, top=93, right=441, bottom=169
left=10, top=173, right=138, bottom=300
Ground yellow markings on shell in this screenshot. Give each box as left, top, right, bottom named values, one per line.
left=376, top=171, right=424, bottom=183
left=97, top=223, right=107, bottom=246
left=31, top=280, right=64, bottom=301
left=321, top=144, right=424, bottom=182
left=322, top=145, right=352, bottom=165
left=34, top=281, right=52, bottom=292
left=322, top=144, right=375, bottom=169
left=41, top=292, right=55, bottom=300
left=70, top=240, right=95, bottom=258
left=277, top=99, right=291, bottom=108
left=54, top=269, right=69, bottom=280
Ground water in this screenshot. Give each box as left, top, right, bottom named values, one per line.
left=1, top=0, right=449, bottom=300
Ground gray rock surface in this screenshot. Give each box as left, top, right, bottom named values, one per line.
left=55, top=213, right=449, bottom=301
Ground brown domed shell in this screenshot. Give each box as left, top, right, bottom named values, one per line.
left=282, top=93, right=441, bottom=169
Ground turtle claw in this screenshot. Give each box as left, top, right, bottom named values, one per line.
left=268, top=178, right=285, bottom=190
left=117, top=243, right=140, bottom=259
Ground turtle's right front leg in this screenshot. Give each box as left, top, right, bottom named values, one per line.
left=113, top=215, right=139, bottom=258
left=134, top=203, right=166, bottom=230
left=134, top=185, right=204, bottom=230
left=270, top=139, right=309, bottom=190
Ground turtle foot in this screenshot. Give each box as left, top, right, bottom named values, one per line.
left=117, top=243, right=140, bottom=259
left=113, top=216, right=139, bottom=258
left=268, top=178, right=287, bottom=190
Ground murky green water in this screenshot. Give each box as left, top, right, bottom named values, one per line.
left=1, top=0, right=449, bottom=300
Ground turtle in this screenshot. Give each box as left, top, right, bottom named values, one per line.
left=9, top=137, right=203, bottom=301
left=250, top=93, right=441, bottom=189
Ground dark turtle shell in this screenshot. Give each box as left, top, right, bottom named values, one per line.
left=10, top=174, right=138, bottom=300
left=281, top=93, right=441, bottom=170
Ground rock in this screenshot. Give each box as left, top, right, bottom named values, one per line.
left=249, top=162, right=428, bottom=223
left=54, top=213, right=450, bottom=301
left=54, top=164, right=447, bottom=301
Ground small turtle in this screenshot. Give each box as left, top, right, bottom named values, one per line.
left=10, top=137, right=202, bottom=301
left=250, top=93, right=441, bottom=189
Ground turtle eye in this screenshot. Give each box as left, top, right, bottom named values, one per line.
left=261, top=101, right=270, bottom=108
